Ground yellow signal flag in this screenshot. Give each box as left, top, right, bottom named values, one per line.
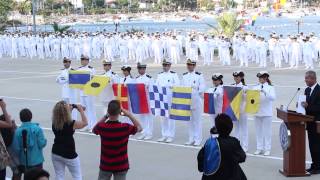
left=83, top=76, right=110, bottom=96
left=245, top=90, right=260, bottom=114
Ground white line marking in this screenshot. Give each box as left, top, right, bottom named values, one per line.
left=39, top=127, right=311, bottom=164
left=0, top=75, right=57, bottom=81
left=0, top=70, right=60, bottom=75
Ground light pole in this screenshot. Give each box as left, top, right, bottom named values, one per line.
left=32, top=0, right=36, bottom=34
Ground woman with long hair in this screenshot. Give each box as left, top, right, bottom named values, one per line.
left=51, top=101, right=88, bottom=180
left=231, top=71, right=248, bottom=152
left=252, top=71, right=276, bottom=156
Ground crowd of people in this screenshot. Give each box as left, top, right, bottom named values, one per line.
left=1, top=31, right=320, bottom=68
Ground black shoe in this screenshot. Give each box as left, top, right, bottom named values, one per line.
left=310, top=169, right=320, bottom=175
left=306, top=167, right=314, bottom=173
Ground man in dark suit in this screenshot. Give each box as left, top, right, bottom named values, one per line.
left=302, top=71, right=320, bottom=174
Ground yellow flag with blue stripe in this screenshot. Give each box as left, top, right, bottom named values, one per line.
left=83, top=76, right=110, bottom=96
left=245, top=90, right=260, bottom=114
left=170, top=86, right=192, bottom=121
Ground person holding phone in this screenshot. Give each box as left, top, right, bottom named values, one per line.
left=51, top=101, right=88, bottom=180
left=93, top=100, right=142, bottom=180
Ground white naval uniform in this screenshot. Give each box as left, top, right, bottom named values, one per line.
left=181, top=71, right=206, bottom=144
left=231, top=82, right=248, bottom=152
left=100, top=70, right=120, bottom=114
left=56, top=67, right=78, bottom=120
left=252, top=82, right=276, bottom=152
left=156, top=70, right=180, bottom=139
left=206, top=84, right=223, bottom=126
left=78, top=65, right=97, bottom=130
left=135, top=73, right=154, bottom=137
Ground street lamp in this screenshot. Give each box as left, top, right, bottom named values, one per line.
left=32, top=0, right=37, bottom=34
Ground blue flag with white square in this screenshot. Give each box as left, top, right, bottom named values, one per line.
left=148, top=85, right=169, bottom=117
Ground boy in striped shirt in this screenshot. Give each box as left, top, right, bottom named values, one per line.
left=93, top=100, right=142, bottom=180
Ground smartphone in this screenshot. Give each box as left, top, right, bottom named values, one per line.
left=120, top=110, right=125, bottom=116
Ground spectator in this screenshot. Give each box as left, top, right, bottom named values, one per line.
left=93, top=100, right=142, bottom=180
left=51, top=101, right=88, bottom=180
left=197, top=113, right=247, bottom=180
left=0, top=100, right=20, bottom=180
left=11, top=108, right=47, bottom=178
left=24, top=168, right=50, bottom=180
left=0, top=99, right=12, bottom=180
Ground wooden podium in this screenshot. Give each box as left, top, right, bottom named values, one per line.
left=277, top=108, right=314, bottom=177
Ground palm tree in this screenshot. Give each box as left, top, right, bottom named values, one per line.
left=52, top=22, right=71, bottom=33
left=208, top=12, right=244, bottom=38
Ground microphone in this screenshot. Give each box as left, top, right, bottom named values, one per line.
left=22, top=130, right=27, bottom=150
left=287, top=88, right=301, bottom=110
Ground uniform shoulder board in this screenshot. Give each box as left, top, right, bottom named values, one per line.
left=146, top=74, right=152, bottom=78
left=170, top=71, right=176, bottom=73
left=70, top=68, right=74, bottom=70
left=195, top=71, right=201, bottom=75
left=112, top=71, right=116, bottom=75
left=136, top=75, right=140, bottom=78
left=78, top=66, right=82, bottom=68
left=231, top=83, right=236, bottom=85
left=158, top=72, right=164, bottom=74
left=88, top=66, right=93, bottom=69
left=183, top=72, right=188, bottom=75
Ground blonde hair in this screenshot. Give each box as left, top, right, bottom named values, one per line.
left=52, top=101, right=72, bottom=130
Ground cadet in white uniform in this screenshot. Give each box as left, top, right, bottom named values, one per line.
left=252, top=71, right=276, bottom=156
left=55, top=57, right=78, bottom=120
left=231, top=71, right=248, bottom=152
left=206, top=73, right=223, bottom=130
left=135, top=63, right=154, bottom=140
left=156, top=60, right=180, bottom=143
left=78, top=55, right=97, bottom=131
left=182, top=59, right=206, bottom=146
left=100, top=60, right=120, bottom=114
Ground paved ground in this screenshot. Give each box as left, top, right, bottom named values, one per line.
left=1, top=57, right=320, bottom=180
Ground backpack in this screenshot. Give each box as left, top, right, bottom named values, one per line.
left=203, top=137, right=221, bottom=176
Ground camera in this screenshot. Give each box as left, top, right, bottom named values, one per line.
left=0, top=99, right=2, bottom=102
left=71, top=104, right=77, bottom=109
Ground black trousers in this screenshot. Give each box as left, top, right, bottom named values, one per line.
left=0, top=168, right=6, bottom=180
left=307, top=123, right=320, bottom=169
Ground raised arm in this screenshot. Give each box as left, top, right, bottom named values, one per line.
left=0, top=100, right=12, bottom=128
left=73, top=104, right=88, bottom=130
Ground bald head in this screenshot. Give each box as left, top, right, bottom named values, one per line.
left=305, top=71, right=317, bottom=87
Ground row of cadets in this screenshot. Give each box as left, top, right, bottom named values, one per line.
left=156, top=59, right=180, bottom=143
left=182, top=59, right=206, bottom=146
left=135, top=63, right=155, bottom=140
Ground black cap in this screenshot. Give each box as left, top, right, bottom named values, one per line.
left=212, top=73, right=223, bottom=80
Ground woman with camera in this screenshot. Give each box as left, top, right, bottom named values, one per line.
left=51, top=101, right=88, bottom=180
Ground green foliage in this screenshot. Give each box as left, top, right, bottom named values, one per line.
left=209, top=12, right=243, bottom=38
left=16, top=1, right=32, bottom=15
left=0, top=0, right=13, bottom=22
left=52, top=22, right=71, bottom=33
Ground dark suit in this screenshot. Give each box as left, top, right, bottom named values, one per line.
left=197, top=136, right=247, bottom=180
left=305, top=84, right=320, bottom=169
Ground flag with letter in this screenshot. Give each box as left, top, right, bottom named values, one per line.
left=222, top=86, right=243, bottom=121
left=170, top=86, right=192, bottom=121
left=127, top=84, right=149, bottom=114
left=149, top=85, right=169, bottom=117
left=112, top=84, right=129, bottom=110
left=204, top=93, right=215, bottom=114
left=69, top=70, right=91, bottom=89
left=83, top=76, right=110, bottom=96
left=245, top=90, right=260, bottom=114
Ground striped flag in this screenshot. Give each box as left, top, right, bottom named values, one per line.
left=170, top=86, right=192, bottom=121
left=112, top=84, right=129, bottom=110
left=149, top=85, right=169, bottom=117
left=127, top=84, right=149, bottom=114
left=222, top=86, right=243, bottom=121
left=204, top=93, right=215, bottom=114
left=69, top=70, right=91, bottom=89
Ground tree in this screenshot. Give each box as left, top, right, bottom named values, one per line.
left=16, top=1, right=32, bottom=15
left=0, top=0, right=13, bottom=22
left=208, top=12, right=243, bottom=38
left=52, top=22, right=71, bottom=33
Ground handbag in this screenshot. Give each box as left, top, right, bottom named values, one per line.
left=0, top=133, right=10, bottom=170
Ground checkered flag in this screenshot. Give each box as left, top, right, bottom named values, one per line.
left=148, top=85, right=169, bottom=117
